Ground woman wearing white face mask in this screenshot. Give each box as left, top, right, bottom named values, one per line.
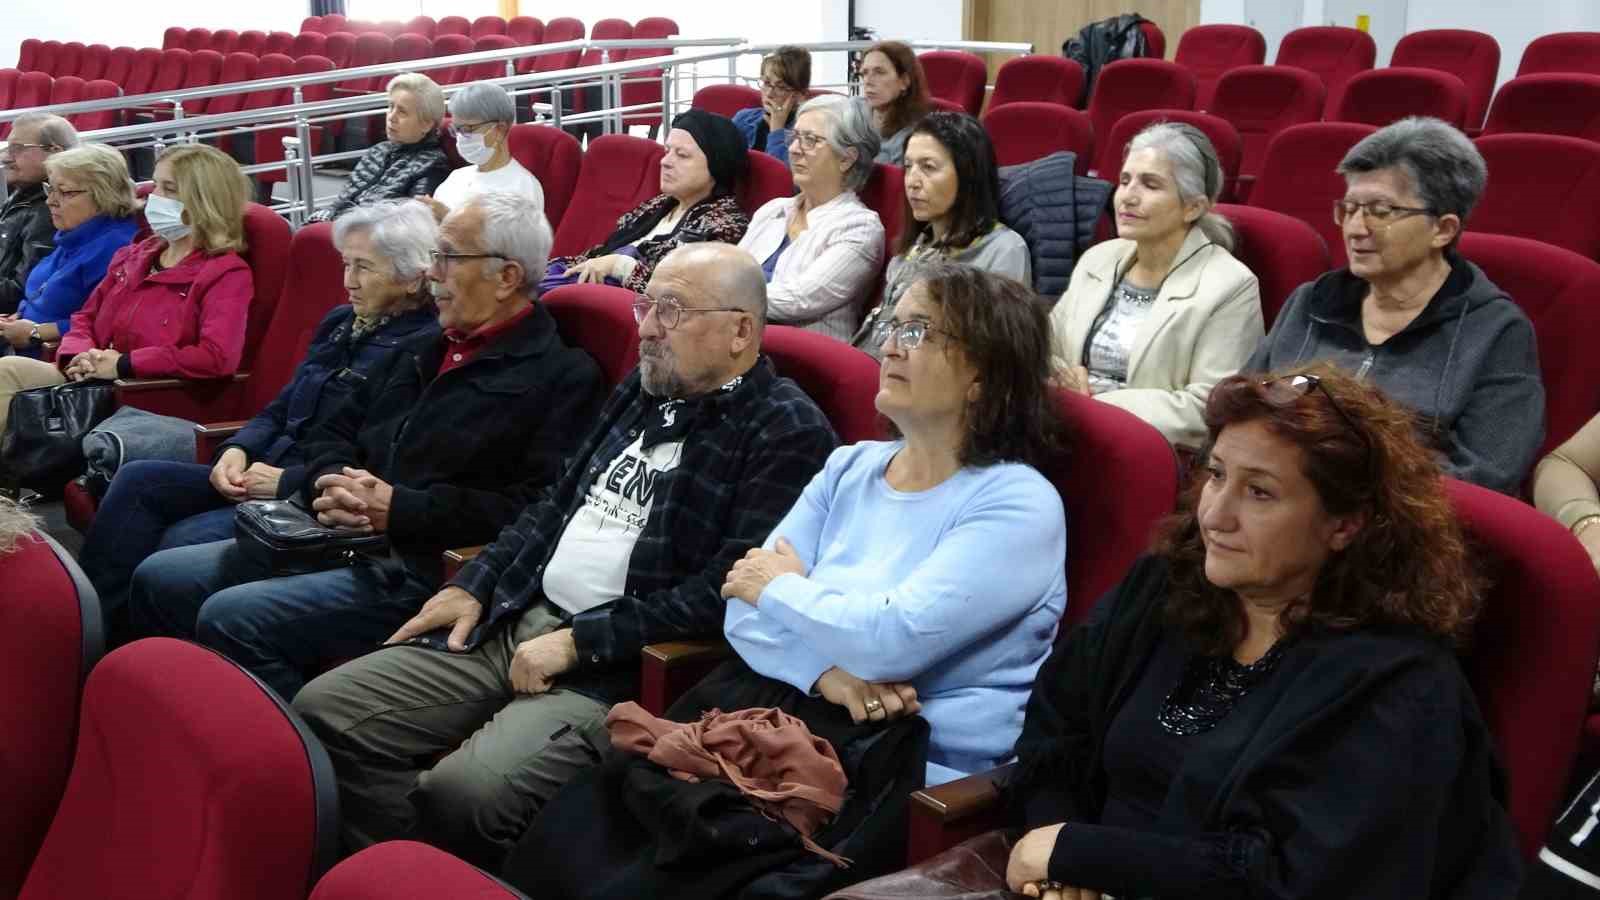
left=0, top=144, right=254, bottom=438
left=430, top=82, right=545, bottom=214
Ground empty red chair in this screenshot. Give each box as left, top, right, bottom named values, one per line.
left=859, top=163, right=906, bottom=287
left=181, top=28, right=212, bottom=54
left=1518, top=31, right=1600, bottom=77
left=1472, top=134, right=1600, bottom=258
left=322, top=32, right=356, bottom=69
left=176, top=49, right=223, bottom=114
left=989, top=55, right=1084, bottom=109
left=17, top=40, right=40, bottom=72
left=319, top=14, right=349, bottom=34
left=428, top=34, right=475, bottom=83
left=576, top=17, right=632, bottom=71
left=47, top=75, right=84, bottom=107
left=209, top=29, right=239, bottom=55
left=1248, top=121, right=1376, bottom=267
left=1482, top=74, right=1600, bottom=142
left=17, top=638, right=339, bottom=900
left=300, top=15, right=324, bottom=33
left=291, top=31, right=327, bottom=60
left=309, top=841, right=529, bottom=899
left=507, top=16, right=543, bottom=45
left=12, top=70, right=53, bottom=110
left=376, top=21, right=405, bottom=38
left=1209, top=65, right=1325, bottom=202
left=346, top=33, right=393, bottom=83
left=737, top=149, right=795, bottom=217
left=1085, top=59, right=1197, bottom=176
left=0, top=69, right=17, bottom=110
left=506, top=123, right=582, bottom=229
left=692, top=84, right=761, bottom=118
left=33, top=41, right=61, bottom=78
left=70, top=79, right=122, bottom=131
left=919, top=50, right=987, bottom=116
left=551, top=135, right=667, bottom=256
left=1333, top=67, right=1468, bottom=129
left=542, top=285, right=642, bottom=388
left=1096, top=108, right=1242, bottom=198
left=621, top=17, right=681, bottom=132
left=463, top=34, right=517, bottom=82
left=77, top=44, right=109, bottom=81
left=524, top=16, right=585, bottom=76
left=101, top=46, right=135, bottom=87
left=403, top=15, right=437, bottom=39
left=0, top=531, right=102, bottom=897
left=160, top=28, right=186, bottom=51
left=392, top=33, right=432, bottom=63
left=254, top=56, right=336, bottom=194
left=1391, top=29, right=1500, bottom=131
left=1275, top=25, right=1376, bottom=117
left=205, top=52, right=261, bottom=117
left=983, top=101, right=1094, bottom=171
left=119, top=47, right=163, bottom=97
left=470, top=15, right=507, bottom=38
left=237, top=30, right=268, bottom=56
left=764, top=325, right=884, bottom=443
left=1139, top=21, right=1166, bottom=59
left=1214, top=203, right=1329, bottom=327
left=436, top=15, right=471, bottom=37
left=52, top=42, right=84, bottom=78
left=1174, top=23, right=1266, bottom=110
left=263, top=31, right=296, bottom=56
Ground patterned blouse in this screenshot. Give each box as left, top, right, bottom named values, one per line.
left=1085, top=278, right=1158, bottom=393
left=549, top=193, right=750, bottom=294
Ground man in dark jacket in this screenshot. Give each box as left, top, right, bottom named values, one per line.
left=293, top=242, right=839, bottom=869
left=0, top=113, right=78, bottom=314
left=126, top=192, right=606, bottom=700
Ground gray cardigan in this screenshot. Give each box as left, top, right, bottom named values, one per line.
left=1246, top=255, right=1544, bottom=494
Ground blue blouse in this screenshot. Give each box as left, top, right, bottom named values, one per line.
left=19, top=214, right=139, bottom=351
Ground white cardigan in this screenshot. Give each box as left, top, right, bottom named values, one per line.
left=739, top=191, right=885, bottom=343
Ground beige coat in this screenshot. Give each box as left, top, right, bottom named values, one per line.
left=1049, top=225, right=1263, bottom=450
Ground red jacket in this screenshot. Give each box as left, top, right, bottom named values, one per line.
left=57, top=236, right=252, bottom=379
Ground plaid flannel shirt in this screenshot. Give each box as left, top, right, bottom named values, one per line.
left=428, top=355, right=838, bottom=703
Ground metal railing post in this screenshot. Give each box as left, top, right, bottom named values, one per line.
left=551, top=86, right=562, bottom=129
left=292, top=116, right=316, bottom=220
left=600, top=50, right=615, bottom=136
left=660, top=69, right=672, bottom=138
left=282, top=138, right=304, bottom=228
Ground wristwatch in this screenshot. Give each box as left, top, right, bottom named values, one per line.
left=27, top=325, right=42, bottom=347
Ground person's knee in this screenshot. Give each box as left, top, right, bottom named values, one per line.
left=413, top=754, right=528, bottom=862
left=292, top=670, right=347, bottom=740
left=194, top=584, right=267, bottom=652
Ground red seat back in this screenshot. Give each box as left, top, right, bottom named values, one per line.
left=1473, top=134, right=1600, bottom=258
left=33, top=42, right=61, bottom=77
left=318, top=14, right=349, bottom=35
left=542, top=284, right=642, bottom=388
left=322, top=32, right=357, bottom=69
left=160, top=29, right=186, bottom=52
left=1173, top=23, right=1266, bottom=110
left=71, top=79, right=122, bottom=131
left=470, top=16, right=507, bottom=38
left=17, top=638, right=338, bottom=900
left=506, top=123, right=583, bottom=229
left=243, top=222, right=348, bottom=414
left=528, top=17, right=586, bottom=74
left=737, top=150, right=795, bottom=216
left=210, top=30, right=239, bottom=55
left=391, top=33, right=432, bottom=63
left=919, top=50, right=987, bottom=116
left=1086, top=59, right=1197, bottom=174
left=1333, top=67, right=1468, bottom=129
left=983, top=101, right=1094, bottom=171
left=1391, top=29, right=1500, bottom=130
left=576, top=18, right=633, bottom=74
left=0, top=69, right=19, bottom=109
left=429, top=34, right=475, bottom=83
left=13, top=70, right=53, bottom=110
left=1139, top=21, right=1166, bottom=59
left=52, top=42, right=84, bottom=78
left=990, top=55, right=1084, bottom=109
left=692, top=84, right=762, bottom=118
left=1482, top=73, right=1600, bottom=142
left=508, top=17, right=544, bottom=45
left=291, top=31, right=327, bottom=60
left=1096, top=109, right=1241, bottom=195
left=404, top=16, right=437, bottom=39
left=1518, top=31, right=1600, bottom=77
left=263, top=31, right=297, bottom=57
left=1457, top=232, right=1600, bottom=455
left=182, top=28, right=213, bottom=54
left=463, top=34, right=516, bottom=83
left=120, top=47, right=163, bottom=96
left=309, top=841, right=526, bottom=899
left=858, top=162, right=906, bottom=254
left=1275, top=25, right=1377, bottom=117
left=1248, top=121, right=1375, bottom=267
left=621, top=17, right=681, bottom=129
left=48, top=75, right=84, bottom=107
left=231, top=203, right=294, bottom=390
left=101, top=47, right=135, bottom=88
left=206, top=53, right=260, bottom=117
left=300, top=16, right=323, bottom=33
left=0, top=533, right=101, bottom=898
left=237, top=31, right=268, bottom=56
left=180, top=49, right=224, bottom=114
left=1444, top=477, right=1600, bottom=856
left=763, top=325, right=883, bottom=443
left=436, top=16, right=471, bottom=37
left=1213, top=203, right=1329, bottom=328
left=344, top=33, right=394, bottom=92
left=77, top=45, right=110, bottom=82
left=243, top=54, right=296, bottom=110
left=16, top=40, right=40, bottom=72
left=551, top=134, right=667, bottom=257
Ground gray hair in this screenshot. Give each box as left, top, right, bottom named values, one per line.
left=465, top=191, right=553, bottom=293
left=10, top=112, right=79, bottom=151
left=448, top=81, right=516, bottom=126
left=0, top=496, right=39, bottom=555
left=387, top=72, right=447, bottom=126
left=1125, top=121, right=1235, bottom=252
left=797, top=94, right=880, bottom=192
left=1338, top=116, right=1487, bottom=237
left=332, top=198, right=439, bottom=282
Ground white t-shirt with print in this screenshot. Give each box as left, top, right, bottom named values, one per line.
left=432, top=158, right=546, bottom=213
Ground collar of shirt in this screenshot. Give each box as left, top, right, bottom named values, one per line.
left=438, top=303, right=536, bottom=375
left=641, top=372, right=746, bottom=447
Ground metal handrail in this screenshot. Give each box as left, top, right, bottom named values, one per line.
left=744, top=39, right=1033, bottom=54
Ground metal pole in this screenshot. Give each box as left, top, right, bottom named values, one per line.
left=283, top=139, right=304, bottom=229
left=292, top=116, right=316, bottom=221
left=600, top=50, right=615, bottom=136
left=551, top=85, right=562, bottom=129
left=660, top=69, right=672, bottom=141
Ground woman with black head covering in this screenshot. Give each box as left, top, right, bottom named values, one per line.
left=542, top=109, right=751, bottom=293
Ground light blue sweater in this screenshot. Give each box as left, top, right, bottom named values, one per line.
left=725, top=440, right=1068, bottom=785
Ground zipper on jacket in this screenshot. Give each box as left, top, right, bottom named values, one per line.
left=1354, top=348, right=1375, bottom=380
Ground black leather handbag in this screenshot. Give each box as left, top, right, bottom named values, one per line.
left=0, top=381, right=116, bottom=494
left=234, top=499, right=391, bottom=576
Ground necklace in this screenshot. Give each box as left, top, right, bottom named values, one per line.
left=1157, top=640, right=1288, bottom=736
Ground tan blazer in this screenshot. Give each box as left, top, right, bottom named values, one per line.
left=1049, top=225, right=1263, bottom=450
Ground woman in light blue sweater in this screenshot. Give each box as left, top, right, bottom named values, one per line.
left=723, top=263, right=1069, bottom=785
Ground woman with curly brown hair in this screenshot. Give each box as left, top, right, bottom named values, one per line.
left=831, top=364, right=1522, bottom=900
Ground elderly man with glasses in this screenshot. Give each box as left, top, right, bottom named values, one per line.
left=0, top=113, right=79, bottom=314
left=293, top=240, right=837, bottom=869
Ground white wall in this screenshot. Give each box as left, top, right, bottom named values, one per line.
left=853, top=0, right=963, bottom=44
left=0, top=2, right=302, bottom=67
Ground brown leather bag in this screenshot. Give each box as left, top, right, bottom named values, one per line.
left=823, top=830, right=1017, bottom=900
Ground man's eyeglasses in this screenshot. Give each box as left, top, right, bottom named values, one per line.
left=4, top=142, right=55, bottom=156
left=870, top=318, right=952, bottom=352
left=429, top=249, right=509, bottom=269
left=1332, top=199, right=1435, bottom=229
left=42, top=183, right=88, bottom=201
left=632, top=297, right=745, bottom=330
left=785, top=130, right=828, bottom=154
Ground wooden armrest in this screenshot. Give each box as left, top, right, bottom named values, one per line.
left=905, top=763, right=1015, bottom=866
left=113, top=376, right=188, bottom=392
left=113, top=373, right=250, bottom=423
left=195, top=420, right=248, bottom=436
left=641, top=639, right=734, bottom=667
left=193, top=419, right=247, bottom=464
left=639, top=639, right=733, bottom=716
left=442, top=545, right=484, bottom=582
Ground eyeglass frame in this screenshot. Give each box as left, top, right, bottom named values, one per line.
left=631, top=296, right=747, bottom=330
left=429, top=249, right=510, bottom=270
left=3, top=142, right=58, bottom=157
left=1258, top=374, right=1374, bottom=460
left=758, top=79, right=796, bottom=95
left=42, top=182, right=89, bottom=202
left=785, top=129, right=830, bottom=154
left=1332, top=198, right=1436, bottom=230
left=870, top=316, right=955, bottom=353
left=448, top=119, right=499, bottom=138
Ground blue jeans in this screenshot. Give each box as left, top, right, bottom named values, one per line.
left=127, top=539, right=435, bottom=700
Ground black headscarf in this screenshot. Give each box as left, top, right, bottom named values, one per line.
left=668, top=108, right=748, bottom=198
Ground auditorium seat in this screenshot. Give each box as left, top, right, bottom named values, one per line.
left=982, top=102, right=1094, bottom=171
left=764, top=325, right=885, bottom=444
left=436, top=15, right=471, bottom=37
left=33, top=42, right=61, bottom=78
left=1248, top=121, right=1375, bottom=267
left=1209, top=66, right=1326, bottom=203
left=166, top=49, right=222, bottom=116
left=160, top=28, right=185, bottom=52
left=263, top=31, right=297, bottom=57
left=119, top=47, right=164, bottom=97
left=927, top=97, right=965, bottom=114
left=506, top=123, right=583, bottom=229
left=1333, top=67, right=1468, bottom=129
left=858, top=162, right=907, bottom=276
left=0, top=531, right=101, bottom=898
left=210, top=29, right=240, bottom=55
left=321, top=31, right=357, bottom=70
left=429, top=34, right=475, bottom=82
left=737, top=149, right=795, bottom=216
left=1481, top=74, right=1600, bottom=142
left=1274, top=25, right=1376, bottom=117
left=920, top=50, right=987, bottom=116
left=989, top=55, right=1084, bottom=109
left=1518, top=31, right=1600, bottom=77
left=11, top=70, right=53, bottom=111
left=101, top=46, right=135, bottom=88
left=77, top=44, right=109, bottom=81
left=318, top=14, right=349, bottom=35
left=1213, top=203, right=1330, bottom=327
left=16, top=638, right=339, bottom=899
left=291, top=31, right=328, bottom=60
left=309, top=841, right=531, bottom=899
left=471, top=15, right=508, bottom=38
left=0, top=69, right=19, bottom=113
left=299, top=15, right=323, bottom=33
left=345, top=32, right=395, bottom=88
left=16, top=40, right=40, bottom=72
left=1095, top=109, right=1241, bottom=200
left=1173, top=23, right=1266, bottom=110
left=692, top=84, right=761, bottom=118
left=550, top=134, right=667, bottom=257
left=404, top=15, right=437, bottom=39
left=1472, top=134, right=1600, bottom=258
left=461, top=34, right=517, bottom=83
left=181, top=28, right=213, bottom=54
left=542, top=284, right=642, bottom=388
left=51, top=42, right=84, bottom=79
left=46, top=75, right=84, bottom=109
left=1139, top=21, right=1165, bottom=59
left=1085, top=59, right=1197, bottom=176
left=237, top=30, right=268, bottom=56
left=390, top=32, right=432, bottom=64
left=1391, top=29, right=1500, bottom=130
left=566, top=17, right=633, bottom=121
left=521, top=16, right=585, bottom=77
left=622, top=16, right=681, bottom=133
left=507, top=16, right=544, bottom=45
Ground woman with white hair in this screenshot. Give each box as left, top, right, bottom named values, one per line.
left=79, top=198, right=442, bottom=622
left=738, top=94, right=885, bottom=343
left=310, top=73, right=452, bottom=223
left=1050, top=120, right=1262, bottom=452
left=431, top=82, right=544, bottom=213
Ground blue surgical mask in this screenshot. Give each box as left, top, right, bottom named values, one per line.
left=144, top=193, right=191, bottom=242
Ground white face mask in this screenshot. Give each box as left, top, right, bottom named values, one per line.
left=144, top=193, right=191, bottom=242
left=454, top=130, right=495, bottom=167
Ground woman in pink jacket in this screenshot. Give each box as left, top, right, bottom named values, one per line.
left=0, top=144, right=253, bottom=435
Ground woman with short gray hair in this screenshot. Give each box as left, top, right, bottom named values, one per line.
left=79, top=197, right=442, bottom=617
left=432, top=82, right=544, bottom=213
left=1247, top=115, right=1543, bottom=494
left=738, top=94, right=886, bottom=342
left=310, top=72, right=451, bottom=223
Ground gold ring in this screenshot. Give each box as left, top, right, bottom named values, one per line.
left=865, top=698, right=883, bottom=712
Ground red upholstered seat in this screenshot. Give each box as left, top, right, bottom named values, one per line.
left=1247, top=121, right=1376, bottom=267
left=1518, top=31, right=1600, bottom=77
left=263, top=31, right=297, bottom=56
left=737, top=150, right=795, bottom=217
left=299, top=16, right=323, bottom=34
left=0, top=533, right=102, bottom=897
left=1392, top=29, right=1500, bottom=130
left=1174, top=23, right=1266, bottom=111
left=321, top=31, right=357, bottom=70
left=69, top=79, right=120, bottom=131
left=118, top=47, right=163, bottom=97
left=436, top=15, right=472, bottom=37
left=291, top=31, right=327, bottom=60
left=507, top=123, right=583, bottom=229
left=33, top=42, right=61, bottom=78
left=309, top=841, right=529, bottom=899
left=920, top=50, right=987, bottom=116
left=253, top=55, right=336, bottom=184
left=427, top=34, right=475, bottom=83
left=159, top=28, right=185, bottom=52
left=763, top=325, right=884, bottom=443
left=1214, top=203, right=1329, bottom=329
left=100, top=46, right=135, bottom=88
left=470, top=15, right=508, bottom=38
left=858, top=163, right=907, bottom=298
left=1333, top=66, right=1469, bottom=129
left=460, top=34, right=516, bottom=83
left=521, top=16, right=584, bottom=76
left=1095, top=109, right=1241, bottom=199
left=51, top=42, right=84, bottom=78
left=1482, top=73, right=1600, bottom=142
left=1138, top=21, right=1165, bottom=59
left=989, top=55, right=1084, bottom=109
left=1473, top=134, right=1600, bottom=258
left=927, top=97, right=965, bottom=115
left=621, top=17, right=682, bottom=132
left=550, top=134, right=666, bottom=257
left=566, top=18, right=633, bottom=115
left=237, top=30, right=269, bottom=56
left=692, top=84, right=761, bottom=118
left=403, top=16, right=436, bottom=38
left=983, top=102, right=1094, bottom=171
left=1085, top=59, right=1196, bottom=176
left=12, top=70, right=52, bottom=109
left=507, top=16, right=544, bottom=45
left=541, top=285, right=641, bottom=389
left=181, top=28, right=213, bottom=54
left=1443, top=477, right=1600, bottom=857
left=1274, top=25, right=1376, bottom=117
left=391, top=33, right=433, bottom=63
left=205, top=52, right=261, bottom=117
left=317, top=14, right=349, bottom=35
left=77, top=44, right=109, bottom=81
left=17, top=638, right=339, bottom=899
left=210, top=29, right=240, bottom=55
left=47, top=75, right=84, bottom=107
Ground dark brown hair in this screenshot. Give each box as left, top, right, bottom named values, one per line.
left=1157, top=363, right=1482, bottom=654
left=896, top=111, right=1002, bottom=256
left=862, top=41, right=930, bottom=138
left=762, top=46, right=812, bottom=92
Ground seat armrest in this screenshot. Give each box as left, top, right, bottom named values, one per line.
left=113, top=373, right=249, bottom=421
left=194, top=420, right=248, bottom=463
left=442, top=545, right=484, bottom=582
left=639, top=639, right=733, bottom=715
left=906, top=762, right=1015, bottom=865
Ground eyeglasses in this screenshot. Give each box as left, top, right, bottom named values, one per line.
left=631, top=297, right=745, bottom=329
left=4, top=142, right=54, bottom=156
left=1332, top=199, right=1435, bottom=229
left=449, top=120, right=496, bottom=138
left=1259, top=374, right=1373, bottom=458
left=758, top=79, right=793, bottom=94
left=870, top=317, right=952, bottom=352
left=429, top=249, right=509, bottom=269
left=42, top=183, right=88, bottom=201
left=785, top=130, right=828, bottom=154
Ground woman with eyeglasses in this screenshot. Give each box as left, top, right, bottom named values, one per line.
left=430, top=82, right=544, bottom=214
left=731, top=46, right=811, bottom=165
left=738, top=94, right=885, bottom=343
left=857, top=41, right=931, bottom=166
left=832, top=364, right=1522, bottom=900
left=309, top=73, right=451, bottom=224
left=1247, top=116, right=1542, bottom=495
